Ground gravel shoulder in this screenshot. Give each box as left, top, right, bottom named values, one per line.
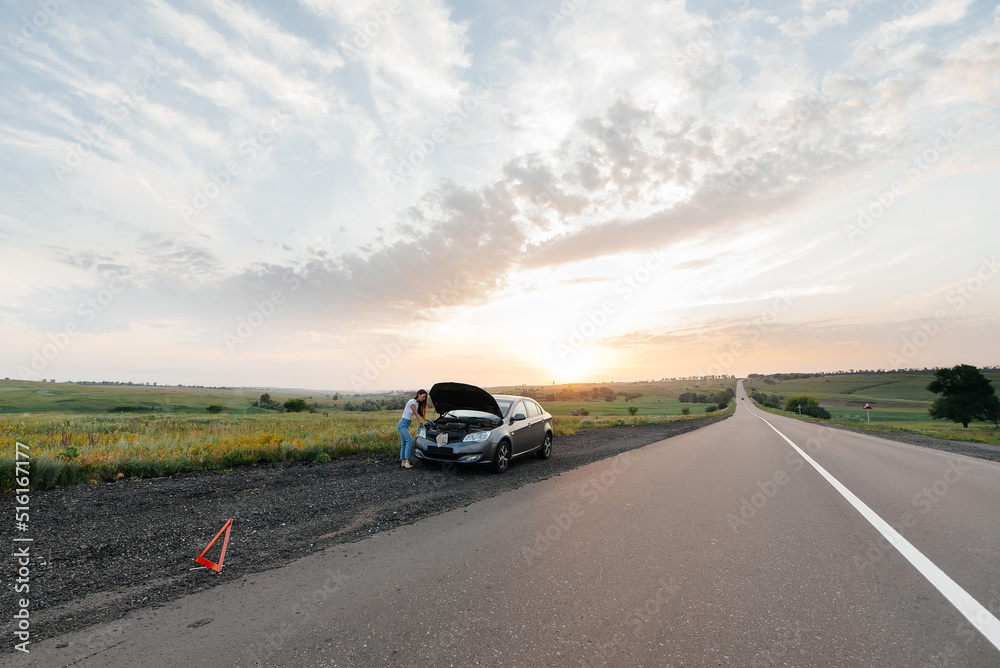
left=2, top=417, right=727, bottom=648
left=825, top=421, right=1000, bottom=462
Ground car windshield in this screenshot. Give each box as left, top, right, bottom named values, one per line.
left=495, top=397, right=513, bottom=415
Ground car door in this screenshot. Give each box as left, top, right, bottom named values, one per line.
left=523, top=399, right=546, bottom=449
left=507, top=400, right=532, bottom=454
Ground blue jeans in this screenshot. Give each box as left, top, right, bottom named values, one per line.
left=398, top=418, right=414, bottom=460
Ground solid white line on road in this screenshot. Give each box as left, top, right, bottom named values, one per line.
left=750, top=410, right=1000, bottom=653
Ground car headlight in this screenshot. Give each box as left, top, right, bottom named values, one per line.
left=462, top=430, right=492, bottom=442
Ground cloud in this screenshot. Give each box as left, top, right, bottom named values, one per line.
left=878, top=0, right=976, bottom=46
left=779, top=8, right=851, bottom=38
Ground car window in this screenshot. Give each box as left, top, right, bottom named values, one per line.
left=495, top=397, right=513, bottom=414
left=525, top=400, right=541, bottom=417
left=511, top=400, right=525, bottom=417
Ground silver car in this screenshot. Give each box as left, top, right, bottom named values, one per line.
left=413, top=382, right=554, bottom=473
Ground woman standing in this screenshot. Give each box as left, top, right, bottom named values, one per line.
left=399, top=389, right=429, bottom=469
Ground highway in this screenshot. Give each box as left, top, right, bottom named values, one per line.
left=16, top=381, right=1000, bottom=666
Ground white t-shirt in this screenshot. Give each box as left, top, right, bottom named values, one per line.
left=401, top=399, right=421, bottom=420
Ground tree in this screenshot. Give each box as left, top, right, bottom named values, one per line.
left=283, top=398, right=311, bottom=413
left=253, top=393, right=281, bottom=410
left=985, top=396, right=1000, bottom=428
left=784, top=395, right=820, bottom=413
left=206, top=405, right=223, bottom=414
left=927, top=364, right=1000, bottom=428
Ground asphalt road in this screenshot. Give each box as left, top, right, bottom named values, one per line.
left=14, top=381, right=1000, bottom=667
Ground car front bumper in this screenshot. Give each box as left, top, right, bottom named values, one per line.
left=413, top=437, right=495, bottom=464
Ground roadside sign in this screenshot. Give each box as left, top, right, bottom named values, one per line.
left=863, top=403, right=872, bottom=424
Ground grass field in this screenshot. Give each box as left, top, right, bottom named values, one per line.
left=744, top=371, right=1000, bottom=445
left=0, top=378, right=736, bottom=490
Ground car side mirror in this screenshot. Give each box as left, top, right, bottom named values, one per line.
left=511, top=413, right=526, bottom=422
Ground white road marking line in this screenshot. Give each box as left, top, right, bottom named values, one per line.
left=751, top=410, right=1000, bottom=653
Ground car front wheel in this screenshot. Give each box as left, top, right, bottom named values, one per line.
left=492, top=440, right=511, bottom=473
left=537, top=433, right=552, bottom=459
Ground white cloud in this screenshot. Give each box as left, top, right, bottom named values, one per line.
left=2, top=0, right=999, bottom=386
left=779, top=8, right=851, bottom=38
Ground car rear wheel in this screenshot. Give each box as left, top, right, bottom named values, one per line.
left=492, top=440, right=510, bottom=473
left=537, top=433, right=552, bottom=459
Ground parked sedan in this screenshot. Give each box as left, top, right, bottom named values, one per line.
left=413, top=382, right=553, bottom=473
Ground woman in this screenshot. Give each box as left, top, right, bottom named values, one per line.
left=399, top=389, right=429, bottom=469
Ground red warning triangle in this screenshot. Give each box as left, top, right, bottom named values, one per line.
left=195, top=518, right=232, bottom=573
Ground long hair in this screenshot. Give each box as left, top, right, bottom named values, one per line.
left=413, top=389, right=428, bottom=417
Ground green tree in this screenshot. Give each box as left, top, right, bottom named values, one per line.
left=206, top=405, right=223, bottom=414
left=283, top=398, right=311, bottom=413
left=254, top=393, right=281, bottom=410
left=927, top=364, right=1000, bottom=428
left=784, top=395, right=820, bottom=413
left=985, top=396, right=1000, bottom=428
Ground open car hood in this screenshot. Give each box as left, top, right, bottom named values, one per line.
left=429, top=382, right=503, bottom=418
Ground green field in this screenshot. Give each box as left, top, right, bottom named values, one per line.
left=0, top=378, right=736, bottom=490
left=491, top=378, right=737, bottom=418
left=0, top=380, right=338, bottom=414
left=744, top=371, right=1000, bottom=444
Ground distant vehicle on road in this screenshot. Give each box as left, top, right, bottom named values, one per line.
left=414, top=382, right=553, bottom=473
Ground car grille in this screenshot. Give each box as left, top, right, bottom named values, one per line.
left=424, top=445, right=459, bottom=460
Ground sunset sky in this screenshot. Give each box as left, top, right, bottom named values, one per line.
left=2, top=0, right=999, bottom=391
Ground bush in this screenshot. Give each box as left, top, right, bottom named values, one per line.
left=681, top=407, right=690, bottom=415
left=283, top=398, right=312, bottom=413
left=628, top=406, right=638, bottom=416
left=207, top=405, right=223, bottom=413
left=801, top=405, right=832, bottom=420
left=253, top=393, right=281, bottom=410
left=572, top=408, right=590, bottom=416
left=718, top=401, right=728, bottom=410
left=785, top=395, right=821, bottom=413
left=705, top=406, right=716, bottom=413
